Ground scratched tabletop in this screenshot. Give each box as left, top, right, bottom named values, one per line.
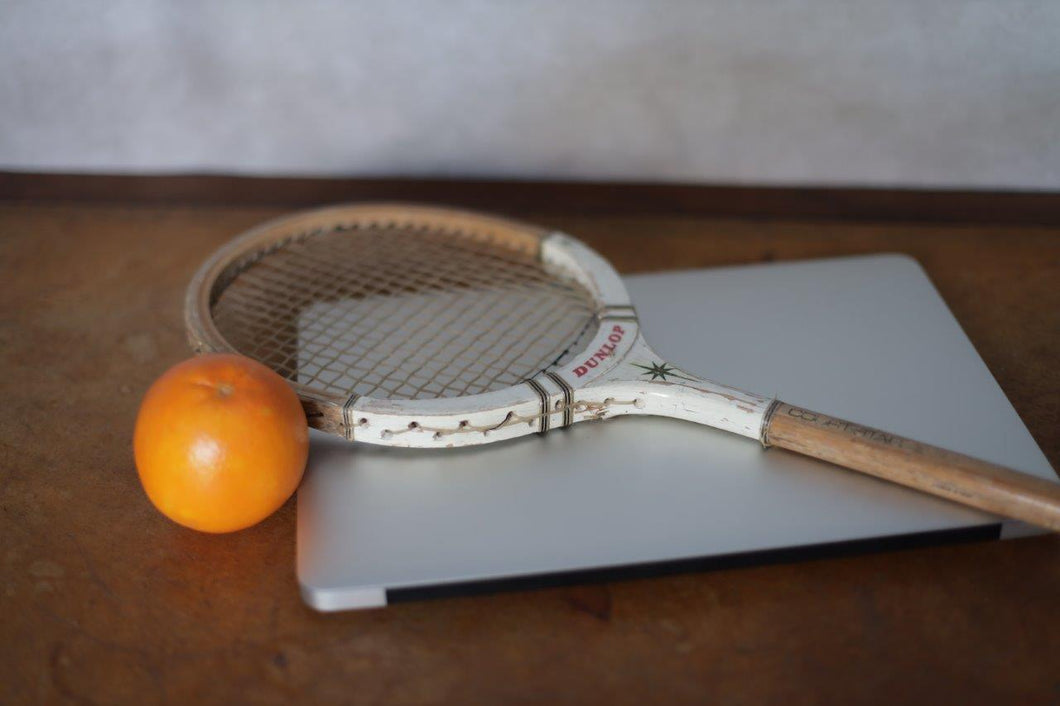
left=2, top=176, right=1058, bottom=705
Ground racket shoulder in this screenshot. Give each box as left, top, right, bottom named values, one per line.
left=541, top=232, right=633, bottom=307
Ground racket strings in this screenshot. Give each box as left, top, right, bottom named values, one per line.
left=210, top=224, right=599, bottom=400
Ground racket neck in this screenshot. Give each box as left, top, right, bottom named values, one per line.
left=571, top=334, right=773, bottom=440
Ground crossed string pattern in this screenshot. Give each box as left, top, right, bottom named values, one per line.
left=210, top=223, right=600, bottom=400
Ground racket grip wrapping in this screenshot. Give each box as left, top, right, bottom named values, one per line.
left=762, top=402, right=1060, bottom=532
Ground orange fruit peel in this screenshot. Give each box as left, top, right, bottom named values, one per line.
left=134, top=354, right=309, bottom=533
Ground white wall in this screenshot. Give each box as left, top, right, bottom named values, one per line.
left=2, top=1, right=1058, bottom=189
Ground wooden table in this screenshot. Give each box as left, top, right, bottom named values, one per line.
left=2, top=176, right=1058, bottom=705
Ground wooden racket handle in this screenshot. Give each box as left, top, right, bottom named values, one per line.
left=762, top=402, right=1060, bottom=531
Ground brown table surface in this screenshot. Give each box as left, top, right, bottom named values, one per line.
left=2, top=178, right=1059, bottom=705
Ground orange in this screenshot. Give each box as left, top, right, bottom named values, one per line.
left=133, top=353, right=309, bottom=533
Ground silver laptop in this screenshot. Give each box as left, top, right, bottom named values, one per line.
left=297, top=254, right=1055, bottom=611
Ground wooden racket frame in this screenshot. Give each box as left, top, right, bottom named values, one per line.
left=186, top=204, right=771, bottom=445
left=186, top=204, right=1060, bottom=531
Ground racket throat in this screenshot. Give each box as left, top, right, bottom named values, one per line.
left=570, top=336, right=774, bottom=440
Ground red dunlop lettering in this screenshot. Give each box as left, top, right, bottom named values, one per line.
left=573, top=325, right=626, bottom=378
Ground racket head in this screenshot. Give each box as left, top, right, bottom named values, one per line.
left=185, top=204, right=642, bottom=446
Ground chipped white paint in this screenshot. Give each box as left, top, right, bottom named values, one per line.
left=564, top=331, right=773, bottom=439
left=541, top=232, right=632, bottom=306
left=350, top=389, right=545, bottom=447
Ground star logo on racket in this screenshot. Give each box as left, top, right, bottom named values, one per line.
left=632, top=361, right=696, bottom=382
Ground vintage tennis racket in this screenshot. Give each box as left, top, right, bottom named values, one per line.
left=186, top=204, right=1060, bottom=530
